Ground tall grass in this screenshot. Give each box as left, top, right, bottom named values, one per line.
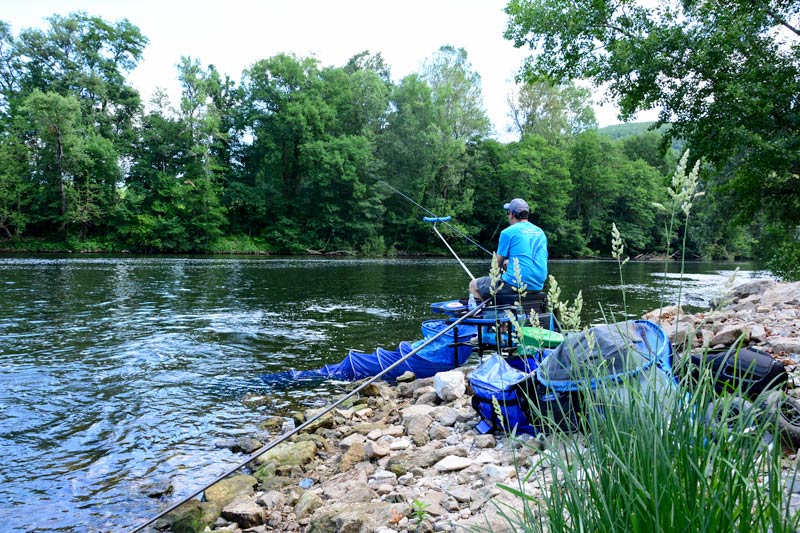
left=492, top=366, right=799, bottom=532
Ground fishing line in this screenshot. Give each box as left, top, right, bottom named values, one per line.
left=128, top=301, right=487, bottom=533
left=374, top=178, right=492, bottom=256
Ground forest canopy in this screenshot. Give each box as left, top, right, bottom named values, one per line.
left=0, top=9, right=796, bottom=278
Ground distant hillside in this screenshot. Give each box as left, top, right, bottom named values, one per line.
left=597, top=121, right=661, bottom=139
left=598, top=121, right=685, bottom=153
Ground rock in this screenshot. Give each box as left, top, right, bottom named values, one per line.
left=481, top=464, right=517, bottom=481
left=710, top=323, right=749, bottom=346
left=222, top=494, right=266, bottom=528
left=204, top=474, right=257, bottom=508
left=370, top=468, right=398, bottom=486
left=340, top=433, right=367, bottom=449
left=771, top=337, right=800, bottom=355
left=447, top=485, right=473, bottom=503
left=404, top=414, right=433, bottom=446
left=435, top=455, right=474, bottom=471
left=732, top=280, right=774, bottom=299
left=416, top=489, right=449, bottom=517
left=306, top=502, right=409, bottom=533
left=402, top=404, right=435, bottom=419
left=434, top=371, right=466, bottom=401
left=417, top=391, right=440, bottom=405
left=259, top=416, right=286, bottom=432
left=365, top=440, right=391, bottom=459
left=299, top=408, right=334, bottom=432
left=256, top=490, right=285, bottom=510
left=323, top=479, right=377, bottom=503
left=428, top=424, right=451, bottom=440
left=254, top=440, right=317, bottom=468
left=642, top=305, right=681, bottom=321
left=389, top=437, right=412, bottom=450
left=663, top=320, right=694, bottom=347
left=474, top=434, right=496, bottom=448
left=213, top=436, right=264, bottom=454
left=339, top=442, right=366, bottom=472
left=761, top=281, right=800, bottom=307
left=294, top=490, right=325, bottom=521
left=396, top=371, right=416, bottom=383
left=750, top=324, right=768, bottom=342
left=359, top=382, right=387, bottom=397
left=431, top=406, right=459, bottom=426
left=168, top=500, right=221, bottom=533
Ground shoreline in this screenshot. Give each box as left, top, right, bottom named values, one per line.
left=153, top=279, right=800, bottom=533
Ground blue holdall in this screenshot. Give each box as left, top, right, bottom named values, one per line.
left=469, top=354, right=538, bottom=435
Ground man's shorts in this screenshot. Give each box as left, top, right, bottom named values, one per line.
left=474, top=275, right=519, bottom=300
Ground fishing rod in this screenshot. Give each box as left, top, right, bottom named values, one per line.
left=374, top=177, right=492, bottom=256
left=128, top=300, right=488, bottom=533
left=424, top=216, right=475, bottom=280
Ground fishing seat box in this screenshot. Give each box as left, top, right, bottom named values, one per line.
left=490, top=291, right=547, bottom=314
left=488, top=291, right=557, bottom=331
left=683, top=345, right=787, bottom=399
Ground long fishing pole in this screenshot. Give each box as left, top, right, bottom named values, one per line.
left=424, top=216, right=475, bottom=280
left=374, top=177, right=492, bottom=256
left=128, top=300, right=488, bottom=533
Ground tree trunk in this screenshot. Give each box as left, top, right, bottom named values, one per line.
left=56, top=127, right=67, bottom=233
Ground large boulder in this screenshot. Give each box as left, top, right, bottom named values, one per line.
left=203, top=474, right=257, bottom=508
left=434, top=371, right=466, bottom=401
left=307, top=501, right=409, bottom=533
left=167, top=500, right=221, bottom=533
left=254, top=439, right=317, bottom=468
left=221, top=494, right=266, bottom=528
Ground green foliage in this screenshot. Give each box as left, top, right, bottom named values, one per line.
left=410, top=498, right=431, bottom=523
left=507, top=81, right=597, bottom=141
left=505, top=0, right=800, bottom=264
left=763, top=224, right=800, bottom=281
left=0, top=133, right=31, bottom=238
left=0, top=12, right=781, bottom=264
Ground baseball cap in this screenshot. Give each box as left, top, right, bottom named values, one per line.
left=503, top=198, right=529, bottom=215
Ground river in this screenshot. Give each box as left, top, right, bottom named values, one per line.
left=0, top=256, right=769, bottom=531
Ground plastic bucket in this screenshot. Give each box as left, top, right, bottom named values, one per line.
left=520, top=326, right=564, bottom=349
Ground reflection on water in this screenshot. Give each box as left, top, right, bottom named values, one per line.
left=0, top=256, right=770, bottom=531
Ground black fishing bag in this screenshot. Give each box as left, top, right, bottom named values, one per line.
left=683, top=346, right=787, bottom=399
left=513, top=374, right=584, bottom=433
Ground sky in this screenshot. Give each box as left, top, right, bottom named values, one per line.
left=3, top=0, right=654, bottom=140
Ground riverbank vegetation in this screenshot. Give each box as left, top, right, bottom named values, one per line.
left=0, top=6, right=797, bottom=279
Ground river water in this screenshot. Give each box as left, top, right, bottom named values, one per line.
left=0, top=256, right=769, bottom=531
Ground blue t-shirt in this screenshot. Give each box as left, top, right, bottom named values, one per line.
left=497, top=221, right=548, bottom=291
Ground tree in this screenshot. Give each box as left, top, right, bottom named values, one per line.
left=12, top=13, right=147, bottom=141
left=420, top=45, right=491, bottom=141
left=0, top=132, right=31, bottom=238
left=498, top=134, right=576, bottom=255
left=20, top=90, right=85, bottom=233
left=504, top=0, right=800, bottom=274
left=507, top=81, right=597, bottom=141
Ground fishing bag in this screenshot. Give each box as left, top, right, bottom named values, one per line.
left=513, top=376, right=584, bottom=433
left=683, top=345, right=787, bottom=399
left=469, top=354, right=537, bottom=435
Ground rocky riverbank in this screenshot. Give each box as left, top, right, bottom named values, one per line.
left=159, top=280, right=800, bottom=533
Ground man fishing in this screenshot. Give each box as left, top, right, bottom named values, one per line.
left=469, top=198, right=548, bottom=301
